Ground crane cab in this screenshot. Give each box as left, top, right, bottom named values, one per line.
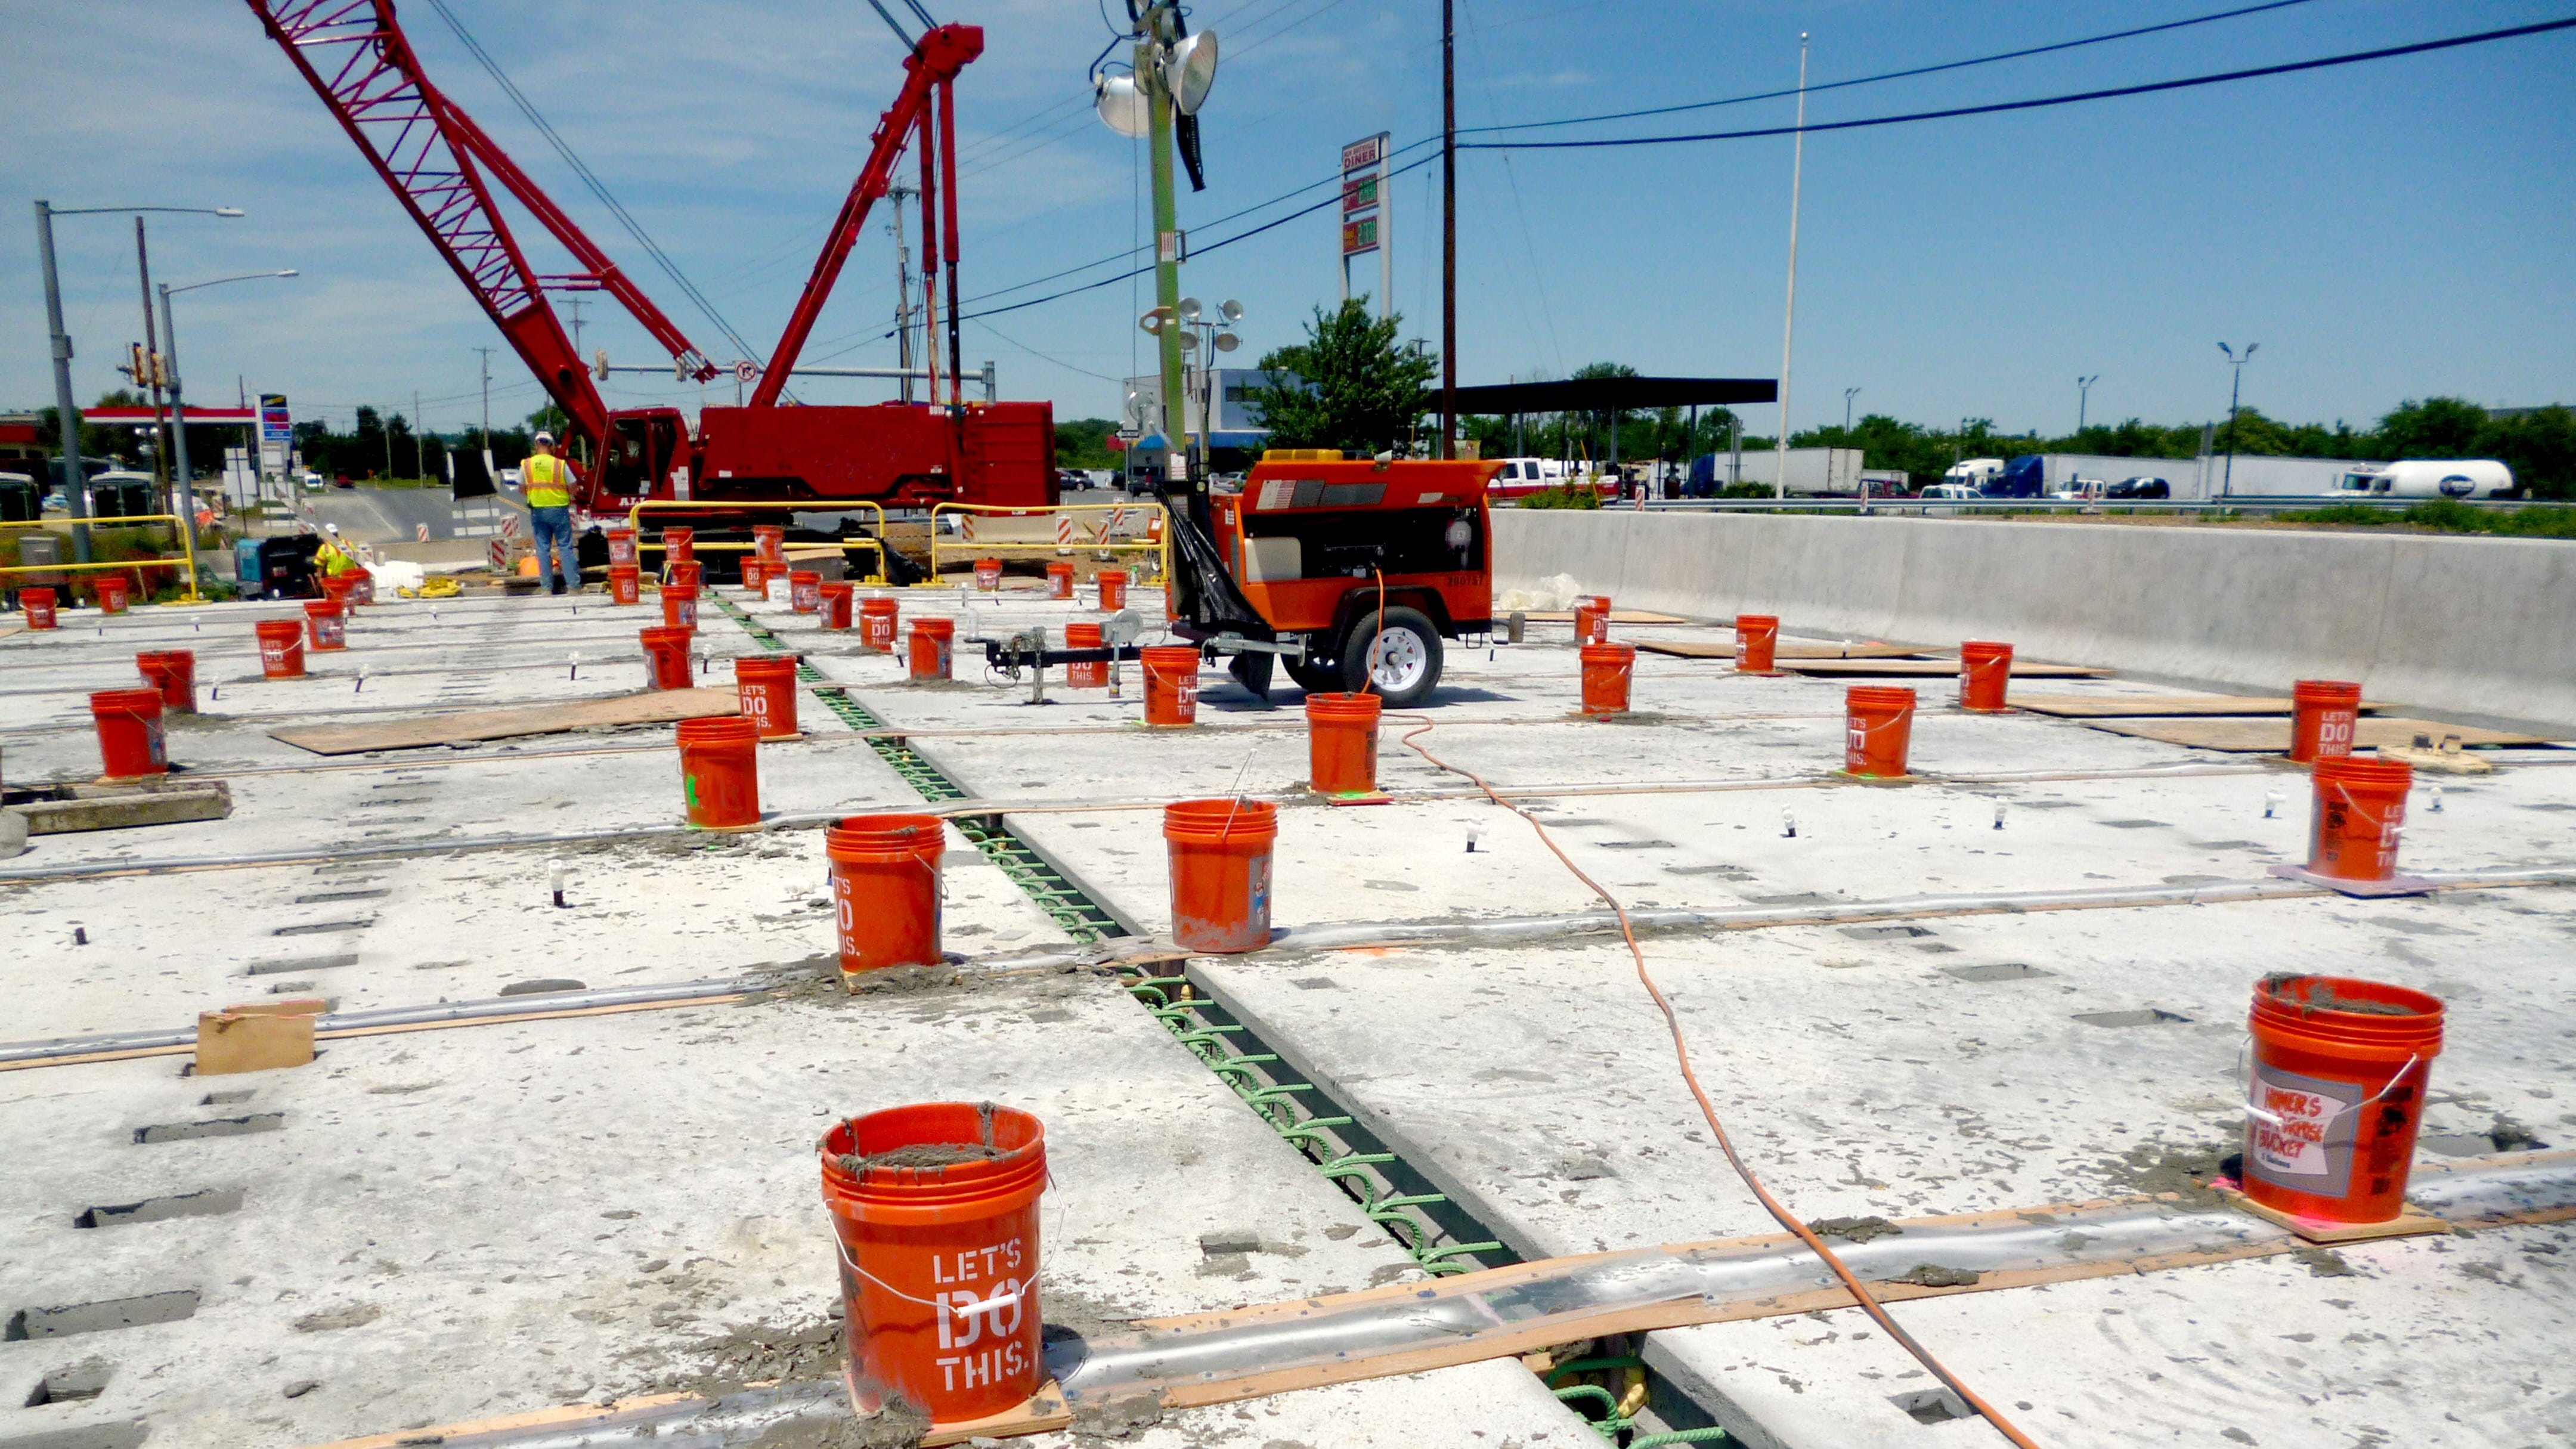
left=1203, top=451, right=1499, bottom=707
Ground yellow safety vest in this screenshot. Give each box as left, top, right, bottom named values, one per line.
left=524, top=452, right=573, bottom=508
left=316, top=540, right=357, bottom=576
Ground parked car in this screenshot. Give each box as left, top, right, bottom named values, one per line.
left=2106, top=476, right=2171, bottom=501
left=2048, top=478, right=2107, bottom=502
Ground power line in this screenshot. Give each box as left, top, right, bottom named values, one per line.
left=1460, top=0, right=2323, bottom=137
left=422, top=0, right=761, bottom=363
left=1460, top=15, right=2576, bottom=151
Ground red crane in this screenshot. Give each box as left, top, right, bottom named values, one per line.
left=245, top=0, right=1055, bottom=519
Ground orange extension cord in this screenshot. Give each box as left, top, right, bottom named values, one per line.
left=1389, top=710, right=2045, bottom=1449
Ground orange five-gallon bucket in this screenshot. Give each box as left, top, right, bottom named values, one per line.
left=861, top=596, right=900, bottom=652
left=661, top=527, right=695, bottom=576
left=1095, top=569, right=1128, bottom=611
left=303, top=599, right=346, bottom=651
left=640, top=626, right=695, bottom=690
left=1734, top=614, right=1779, bottom=674
left=973, top=558, right=1002, bottom=592
left=97, top=575, right=131, bottom=614
left=818, top=582, right=855, bottom=630
left=608, top=564, right=642, bottom=605
left=662, top=583, right=699, bottom=630
left=136, top=649, right=196, bottom=713
left=90, top=688, right=168, bottom=779
left=819, top=1103, right=1047, bottom=1425
left=677, top=715, right=760, bottom=828
left=22, top=587, right=58, bottom=629
left=735, top=655, right=801, bottom=739
left=1046, top=562, right=1075, bottom=600
left=1580, top=642, right=1636, bottom=716
left=1959, top=640, right=2014, bottom=712
left=741, top=557, right=769, bottom=594
left=2243, top=974, right=2443, bottom=1225
left=1141, top=646, right=1201, bottom=726
left=669, top=559, right=703, bottom=593
left=826, top=814, right=946, bottom=974
left=2290, top=679, right=2363, bottom=764
left=1844, top=685, right=1917, bottom=778
left=1572, top=595, right=1612, bottom=645
left=607, top=528, right=637, bottom=567
left=1064, top=622, right=1106, bottom=688
left=1165, top=798, right=1277, bottom=952
left=256, top=619, right=305, bottom=679
left=909, top=618, right=955, bottom=680
left=1305, top=692, right=1382, bottom=794
left=754, top=524, right=785, bottom=565
left=2309, top=755, right=2411, bottom=882
left=790, top=570, right=823, bottom=614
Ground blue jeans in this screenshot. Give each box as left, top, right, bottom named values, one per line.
left=531, top=506, right=578, bottom=590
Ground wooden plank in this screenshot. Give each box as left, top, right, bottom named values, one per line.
left=1517, top=609, right=1692, bottom=624
left=2080, top=716, right=2554, bottom=752
left=2011, top=692, right=2301, bottom=718
left=268, top=687, right=742, bottom=755
left=1782, top=658, right=2111, bottom=679
left=1637, top=639, right=1929, bottom=661
left=20, top=785, right=231, bottom=834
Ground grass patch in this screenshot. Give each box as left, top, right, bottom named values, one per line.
left=2293, top=499, right=2576, bottom=538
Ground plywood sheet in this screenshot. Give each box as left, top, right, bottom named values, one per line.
left=2011, top=692, right=2391, bottom=718
left=1781, top=658, right=2111, bottom=679
left=1518, top=609, right=1692, bottom=624
left=270, top=688, right=742, bottom=756
left=1637, top=639, right=1930, bottom=661
left=2080, top=715, right=2553, bottom=752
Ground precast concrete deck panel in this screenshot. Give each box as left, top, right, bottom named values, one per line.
left=0, top=976, right=1581, bottom=1448
left=9, top=584, right=2574, bottom=1449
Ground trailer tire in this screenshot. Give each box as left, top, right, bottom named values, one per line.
left=1284, top=654, right=1342, bottom=695
left=1340, top=606, right=1442, bottom=708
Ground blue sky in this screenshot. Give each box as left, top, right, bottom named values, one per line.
left=3, top=0, right=2569, bottom=442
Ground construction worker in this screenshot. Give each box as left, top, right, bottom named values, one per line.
left=523, top=431, right=580, bottom=595
left=314, top=524, right=359, bottom=577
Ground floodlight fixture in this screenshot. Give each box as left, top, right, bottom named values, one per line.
left=1165, top=30, right=1219, bottom=115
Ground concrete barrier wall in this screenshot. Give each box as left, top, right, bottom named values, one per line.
left=1492, top=510, right=2576, bottom=729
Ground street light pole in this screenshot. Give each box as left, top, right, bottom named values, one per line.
left=2217, top=343, right=2257, bottom=499
left=30, top=201, right=242, bottom=565
left=33, top=200, right=94, bottom=563
left=1844, top=386, right=1860, bottom=431
left=1772, top=32, right=1809, bottom=501
left=1439, top=0, right=1456, bottom=461
left=160, top=270, right=296, bottom=599
left=135, top=218, right=174, bottom=506
left=2077, top=373, right=2100, bottom=435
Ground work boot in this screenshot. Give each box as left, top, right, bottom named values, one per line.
left=550, top=581, right=565, bottom=596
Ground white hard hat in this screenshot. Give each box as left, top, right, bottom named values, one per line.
left=533, top=430, right=555, bottom=445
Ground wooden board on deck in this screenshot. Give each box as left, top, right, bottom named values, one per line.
left=269, top=687, right=743, bottom=756
left=1637, top=639, right=1930, bottom=661
left=2079, top=715, right=2553, bottom=752
left=1519, top=609, right=1691, bottom=624
left=1782, top=658, right=2111, bottom=679
left=2011, top=692, right=2310, bottom=718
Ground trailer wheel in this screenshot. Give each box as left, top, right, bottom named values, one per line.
left=1341, top=606, right=1442, bottom=708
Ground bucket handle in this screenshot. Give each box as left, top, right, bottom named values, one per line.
left=833, top=1237, right=1021, bottom=1317
left=2238, top=1039, right=2423, bottom=1127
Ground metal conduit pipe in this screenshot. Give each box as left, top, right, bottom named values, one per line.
left=304, top=1155, right=2576, bottom=1448
left=1256, top=867, right=2576, bottom=955
left=0, top=977, right=753, bottom=1067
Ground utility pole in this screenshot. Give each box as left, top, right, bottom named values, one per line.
left=1844, top=386, right=1860, bottom=431
left=135, top=218, right=172, bottom=503
left=1773, top=33, right=1809, bottom=501
left=1140, top=2, right=1190, bottom=509
left=1439, top=0, right=1456, bottom=460
left=474, top=346, right=494, bottom=450
left=889, top=184, right=917, bottom=404
left=413, top=389, right=424, bottom=478
left=34, top=201, right=95, bottom=564
left=2077, top=373, right=2100, bottom=434
left=2217, top=343, right=2256, bottom=499
left=382, top=405, right=394, bottom=479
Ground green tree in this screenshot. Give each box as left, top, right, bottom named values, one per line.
left=2372, top=397, right=2490, bottom=460
left=1054, top=417, right=1119, bottom=470
left=1245, top=299, right=1436, bottom=455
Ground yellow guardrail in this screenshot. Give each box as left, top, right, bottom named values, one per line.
left=928, top=501, right=1169, bottom=587
left=1, top=513, right=201, bottom=605
left=621, top=500, right=891, bottom=584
